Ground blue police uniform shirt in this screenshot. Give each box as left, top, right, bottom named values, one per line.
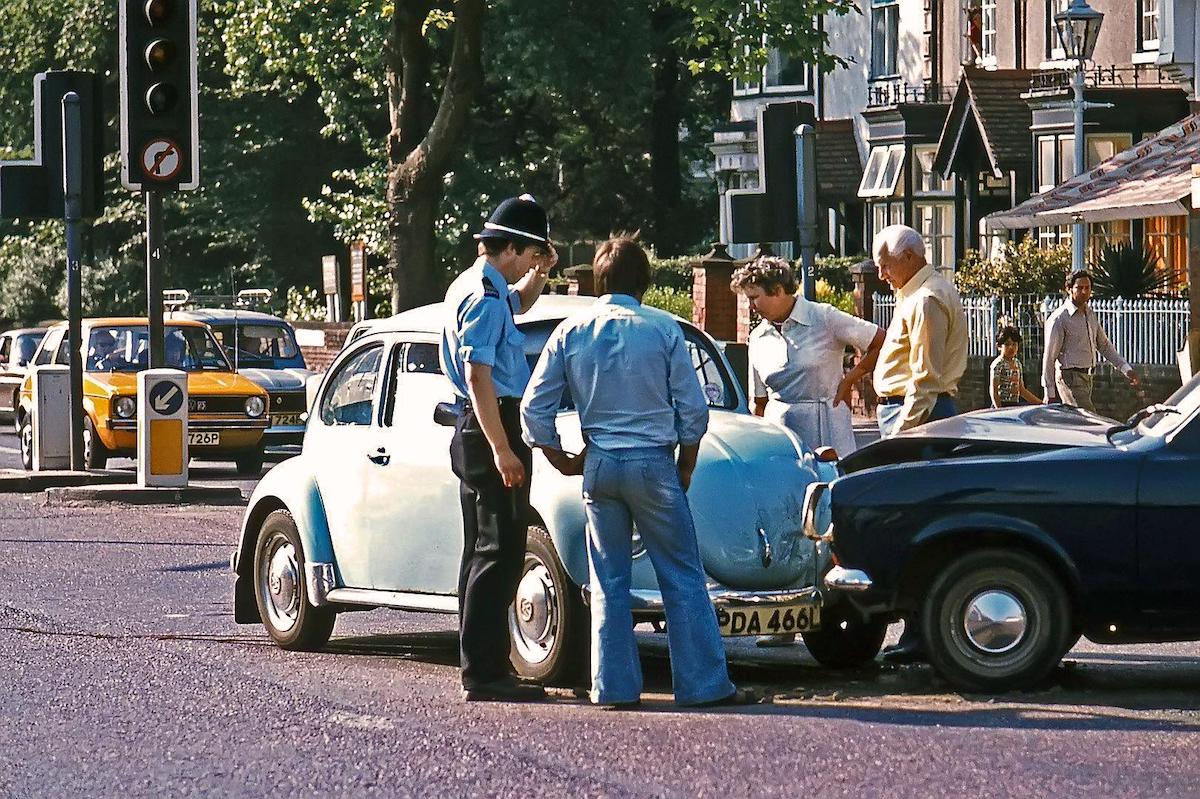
left=440, top=260, right=529, bottom=400
left=520, top=293, right=709, bottom=452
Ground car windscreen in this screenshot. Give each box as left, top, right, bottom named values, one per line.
left=517, top=317, right=739, bottom=411
left=1136, top=371, right=1200, bottom=439
left=86, top=326, right=233, bottom=372
left=210, top=323, right=298, bottom=366
left=14, top=333, right=42, bottom=366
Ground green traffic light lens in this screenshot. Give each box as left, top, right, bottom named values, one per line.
left=144, top=0, right=173, bottom=25
left=145, top=82, right=178, bottom=114
left=144, top=39, right=177, bottom=72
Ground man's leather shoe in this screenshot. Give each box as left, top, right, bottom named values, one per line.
left=462, top=678, right=547, bottom=703
left=880, top=642, right=927, bottom=664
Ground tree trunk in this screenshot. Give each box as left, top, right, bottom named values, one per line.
left=649, top=5, right=687, bottom=256
left=384, top=0, right=485, bottom=312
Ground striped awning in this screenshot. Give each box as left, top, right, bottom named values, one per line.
left=986, top=113, right=1200, bottom=230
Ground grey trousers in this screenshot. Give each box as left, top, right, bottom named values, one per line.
left=1056, top=370, right=1095, bottom=412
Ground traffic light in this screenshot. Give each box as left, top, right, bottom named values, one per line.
left=0, top=71, right=105, bottom=219
left=118, top=0, right=199, bottom=191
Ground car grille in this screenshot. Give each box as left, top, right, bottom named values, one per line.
left=188, top=395, right=250, bottom=414
left=267, top=391, right=306, bottom=412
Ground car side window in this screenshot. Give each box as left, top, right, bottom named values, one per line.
left=319, top=343, right=384, bottom=426
left=53, top=335, right=72, bottom=365
left=403, top=342, right=441, bottom=374
left=35, top=330, right=64, bottom=366
left=684, top=333, right=736, bottom=410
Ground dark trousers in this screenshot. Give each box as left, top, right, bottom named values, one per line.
left=449, top=397, right=532, bottom=689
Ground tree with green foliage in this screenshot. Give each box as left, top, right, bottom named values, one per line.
left=221, top=0, right=855, bottom=312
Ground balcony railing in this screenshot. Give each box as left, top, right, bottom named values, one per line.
left=1028, top=64, right=1182, bottom=95
left=867, top=80, right=954, bottom=108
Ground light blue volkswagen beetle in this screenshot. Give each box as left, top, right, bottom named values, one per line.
left=231, top=295, right=886, bottom=682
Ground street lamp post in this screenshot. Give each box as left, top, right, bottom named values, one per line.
left=1055, top=0, right=1104, bottom=273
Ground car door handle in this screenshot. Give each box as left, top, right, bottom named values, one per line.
left=367, top=447, right=391, bottom=466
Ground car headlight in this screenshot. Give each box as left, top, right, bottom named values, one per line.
left=244, top=396, right=266, bottom=418
left=114, top=396, right=136, bottom=418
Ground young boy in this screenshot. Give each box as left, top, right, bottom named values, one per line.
left=990, top=326, right=1042, bottom=408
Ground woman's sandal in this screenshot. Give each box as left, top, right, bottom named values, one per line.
left=691, top=687, right=764, bottom=708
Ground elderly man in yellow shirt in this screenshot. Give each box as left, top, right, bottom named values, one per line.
left=873, top=224, right=968, bottom=438
left=871, top=224, right=968, bottom=663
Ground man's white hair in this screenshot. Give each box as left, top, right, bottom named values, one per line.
left=873, top=224, right=926, bottom=263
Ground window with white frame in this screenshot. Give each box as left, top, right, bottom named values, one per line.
left=871, top=0, right=900, bottom=78
left=981, top=0, right=998, bottom=65
left=1138, top=0, right=1160, bottom=52
left=1045, top=0, right=1069, bottom=61
left=916, top=202, right=955, bottom=272
left=1035, top=133, right=1132, bottom=192
left=734, top=48, right=810, bottom=95
left=858, top=145, right=906, bottom=198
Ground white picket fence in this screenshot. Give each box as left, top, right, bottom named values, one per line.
left=872, top=293, right=1190, bottom=367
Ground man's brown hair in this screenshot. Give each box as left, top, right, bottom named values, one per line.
left=593, top=237, right=651, bottom=297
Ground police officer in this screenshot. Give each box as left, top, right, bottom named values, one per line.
left=440, top=194, right=556, bottom=702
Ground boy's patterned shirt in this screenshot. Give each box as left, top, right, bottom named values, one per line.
left=990, top=355, right=1022, bottom=405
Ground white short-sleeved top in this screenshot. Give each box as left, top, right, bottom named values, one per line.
left=749, top=296, right=879, bottom=403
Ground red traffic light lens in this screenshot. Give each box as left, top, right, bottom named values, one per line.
left=144, top=39, right=177, bottom=72
left=144, top=0, right=173, bottom=25
left=145, top=82, right=178, bottom=114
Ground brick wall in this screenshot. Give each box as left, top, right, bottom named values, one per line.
left=293, top=321, right=353, bottom=372
left=953, top=358, right=1182, bottom=420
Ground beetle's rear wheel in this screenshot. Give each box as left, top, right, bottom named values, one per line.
left=508, top=525, right=589, bottom=686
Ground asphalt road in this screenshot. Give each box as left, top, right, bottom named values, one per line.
left=0, top=426, right=280, bottom=495
left=3, top=495, right=1200, bottom=798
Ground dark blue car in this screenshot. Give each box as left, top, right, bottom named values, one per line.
left=806, top=372, right=1200, bottom=692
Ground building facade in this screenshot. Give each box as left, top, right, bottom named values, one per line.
left=713, top=1, right=1194, bottom=283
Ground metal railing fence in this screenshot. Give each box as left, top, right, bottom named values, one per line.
left=872, top=293, right=1190, bottom=368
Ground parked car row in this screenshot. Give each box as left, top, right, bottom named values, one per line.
left=232, top=293, right=1200, bottom=695
left=7, top=301, right=312, bottom=473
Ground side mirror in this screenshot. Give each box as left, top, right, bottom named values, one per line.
left=433, top=401, right=459, bottom=427
left=305, top=373, right=323, bottom=413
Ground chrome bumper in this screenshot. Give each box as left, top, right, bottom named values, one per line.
left=823, top=565, right=873, bottom=593
left=108, top=417, right=270, bottom=431
left=629, top=585, right=821, bottom=613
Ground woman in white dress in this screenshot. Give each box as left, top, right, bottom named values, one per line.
left=731, top=256, right=885, bottom=646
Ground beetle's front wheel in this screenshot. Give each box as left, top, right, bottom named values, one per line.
left=253, top=509, right=335, bottom=650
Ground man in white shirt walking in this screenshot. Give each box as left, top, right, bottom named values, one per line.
left=1043, top=271, right=1141, bottom=412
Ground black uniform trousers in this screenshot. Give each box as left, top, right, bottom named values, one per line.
left=448, top=396, right=532, bottom=689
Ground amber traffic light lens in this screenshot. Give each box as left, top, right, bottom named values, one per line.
left=144, top=0, right=173, bottom=25
left=144, top=39, right=177, bottom=72
left=145, top=82, right=178, bottom=114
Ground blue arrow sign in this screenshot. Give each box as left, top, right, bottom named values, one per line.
left=148, top=380, right=183, bottom=416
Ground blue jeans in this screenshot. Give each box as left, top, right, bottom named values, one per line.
left=877, top=394, right=957, bottom=439
left=582, top=445, right=734, bottom=705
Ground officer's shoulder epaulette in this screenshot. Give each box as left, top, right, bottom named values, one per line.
left=481, top=276, right=501, bottom=299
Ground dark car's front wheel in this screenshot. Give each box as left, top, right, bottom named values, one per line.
left=508, top=525, right=589, bottom=686
left=801, top=599, right=887, bottom=668
left=922, top=549, right=1070, bottom=693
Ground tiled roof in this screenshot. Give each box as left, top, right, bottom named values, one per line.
left=934, top=68, right=1035, bottom=177
left=987, top=113, right=1200, bottom=229
left=814, top=119, right=863, bottom=203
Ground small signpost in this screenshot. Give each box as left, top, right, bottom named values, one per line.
left=322, top=255, right=344, bottom=322
left=138, top=369, right=188, bottom=487
left=350, top=241, right=369, bottom=321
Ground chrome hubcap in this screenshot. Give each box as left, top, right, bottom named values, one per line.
left=258, top=533, right=300, bottom=633
left=509, top=560, right=556, bottom=665
left=963, top=589, right=1027, bottom=654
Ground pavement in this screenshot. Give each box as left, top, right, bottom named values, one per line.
left=3, top=495, right=1200, bottom=798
